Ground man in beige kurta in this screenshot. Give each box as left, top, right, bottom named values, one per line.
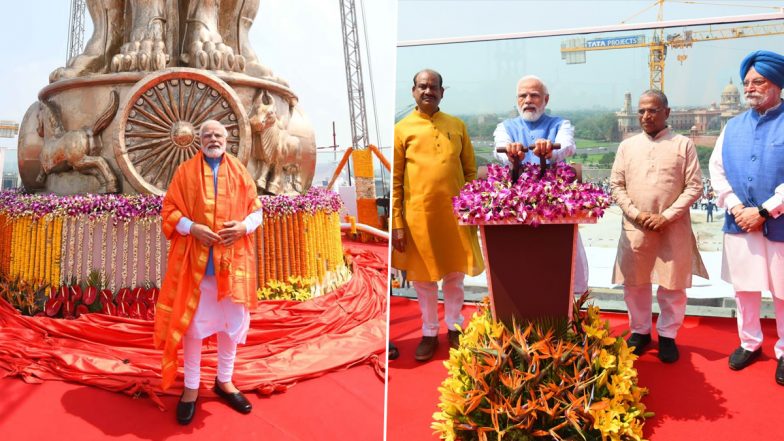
left=611, top=90, right=707, bottom=363
left=392, top=69, right=484, bottom=361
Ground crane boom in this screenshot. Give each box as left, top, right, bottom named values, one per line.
left=560, top=20, right=784, bottom=91
left=667, top=22, right=784, bottom=47
left=66, top=0, right=87, bottom=65
left=338, top=0, right=370, bottom=150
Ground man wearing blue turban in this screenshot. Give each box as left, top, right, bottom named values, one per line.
left=709, top=50, right=784, bottom=386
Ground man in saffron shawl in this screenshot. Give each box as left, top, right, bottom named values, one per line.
left=709, top=50, right=784, bottom=384
left=155, top=119, right=263, bottom=424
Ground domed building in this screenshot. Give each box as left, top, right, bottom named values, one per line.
left=617, top=79, right=744, bottom=142
left=720, top=78, right=741, bottom=111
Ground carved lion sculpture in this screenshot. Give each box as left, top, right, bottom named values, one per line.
left=51, top=0, right=277, bottom=82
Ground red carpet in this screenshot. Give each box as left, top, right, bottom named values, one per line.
left=388, top=296, right=784, bottom=440
left=0, top=247, right=386, bottom=401
left=0, top=363, right=383, bottom=440
left=0, top=242, right=388, bottom=439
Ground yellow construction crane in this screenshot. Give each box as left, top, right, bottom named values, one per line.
left=560, top=0, right=784, bottom=91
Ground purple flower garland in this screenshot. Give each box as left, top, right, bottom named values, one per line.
left=259, top=187, right=344, bottom=216
left=453, top=163, right=611, bottom=226
left=0, top=189, right=163, bottom=224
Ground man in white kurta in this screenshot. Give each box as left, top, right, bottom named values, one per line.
left=708, top=50, right=784, bottom=384
left=611, top=90, right=707, bottom=363
left=493, top=75, right=589, bottom=294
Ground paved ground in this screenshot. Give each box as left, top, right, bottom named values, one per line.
left=392, top=206, right=778, bottom=318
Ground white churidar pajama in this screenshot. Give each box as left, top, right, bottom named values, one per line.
left=177, top=208, right=262, bottom=389
left=412, top=272, right=465, bottom=337
left=624, top=284, right=687, bottom=339
left=710, top=128, right=784, bottom=359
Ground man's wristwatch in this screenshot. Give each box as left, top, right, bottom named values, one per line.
left=758, top=206, right=771, bottom=219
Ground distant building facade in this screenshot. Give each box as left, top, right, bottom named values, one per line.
left=616, top=79, right=744, bottom=142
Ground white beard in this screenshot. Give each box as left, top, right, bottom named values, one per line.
left=518, top=105, right=545, bottom=122
left=745, top=91, right=779, bottom=111
left=201, top=146, right=226, bottom=158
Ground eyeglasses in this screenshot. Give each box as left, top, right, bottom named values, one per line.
left=637, top=108, right=664, bottom=115
left=742, top=78, right=768, bottom=88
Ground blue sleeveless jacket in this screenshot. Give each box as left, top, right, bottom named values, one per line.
left=721, top=102, right=784, bottom=241
left=503, top=114, right=564, bottom=165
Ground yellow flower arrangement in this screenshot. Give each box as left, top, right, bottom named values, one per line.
left=433, top=294, right=650, bottom=441
left=257, top=276, right=316, bottom=301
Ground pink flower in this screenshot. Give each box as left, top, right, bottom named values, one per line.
left=452, top=163, right=610, bottom=225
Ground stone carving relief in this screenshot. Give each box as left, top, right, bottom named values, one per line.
left=50, top=0, right=275, bottom=82
left=115, top=70, right=251, bottom=195
left=248, top=90, right=316, bottom=195
left=21, top=1, right=316, bottom=196
left=36, top=92, right=120, bottom=193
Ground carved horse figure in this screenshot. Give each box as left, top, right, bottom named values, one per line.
left=36, top=92, right=120, bottom=193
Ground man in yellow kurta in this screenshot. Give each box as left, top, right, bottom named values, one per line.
left=392, top=69, right=484, bottom=361
left=611, top=90, right=707, bottom=363
left=155, top=119, right=262, bottom=424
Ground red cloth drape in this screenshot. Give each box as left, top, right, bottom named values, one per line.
left=0, top=247, right=386, bottom=409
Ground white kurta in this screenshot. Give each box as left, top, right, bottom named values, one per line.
left=176, top=209, right=263, bottom=342
left=709, top=128, right=784, bottom=298
left=492, top=119, right=576, bottom=164
left=492, top=117, right=588, bottom=294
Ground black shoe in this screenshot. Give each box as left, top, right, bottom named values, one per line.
left=388, top=342, right=399, bottom=361
left=447, top=330, right=461, bottom=349
left=776, top=357, right=784, bottom=386
left=213, top=379, right=252, bottom=414
left=728, top=347, right=761, bottom=371
left=414, top=336, right=438, bottom=362
left=626, top=333, right=651, bottom=356
left=176, top=396, right=197, bottom=425
left=658, top=337, right=679, bottom=363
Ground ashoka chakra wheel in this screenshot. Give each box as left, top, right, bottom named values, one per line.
left=115, top=69, right=251, bottom=194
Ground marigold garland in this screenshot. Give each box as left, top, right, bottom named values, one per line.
left=121, top=222, right=129, bottom=287
left=42, top=219, right=51, bottom=286
left=154, top=226, right=162, bottom=288
left=131, top=221, right=139, bottom=286
left=256, top=226, right=265, bottom=288
left=278, top=214, right=292, bottom=280
left=85, top=219, right=94, bottom=281
left=52, top=217, right=63, bottom=287
left=143, top=221, right=151, bottom=285
left=109, top=217, right=118, bottom=291
left=75, top=217, right=84, bottom=283
left=0, top=188, right=347, bottom=293
left=296, top=212, right=305, bottom=277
